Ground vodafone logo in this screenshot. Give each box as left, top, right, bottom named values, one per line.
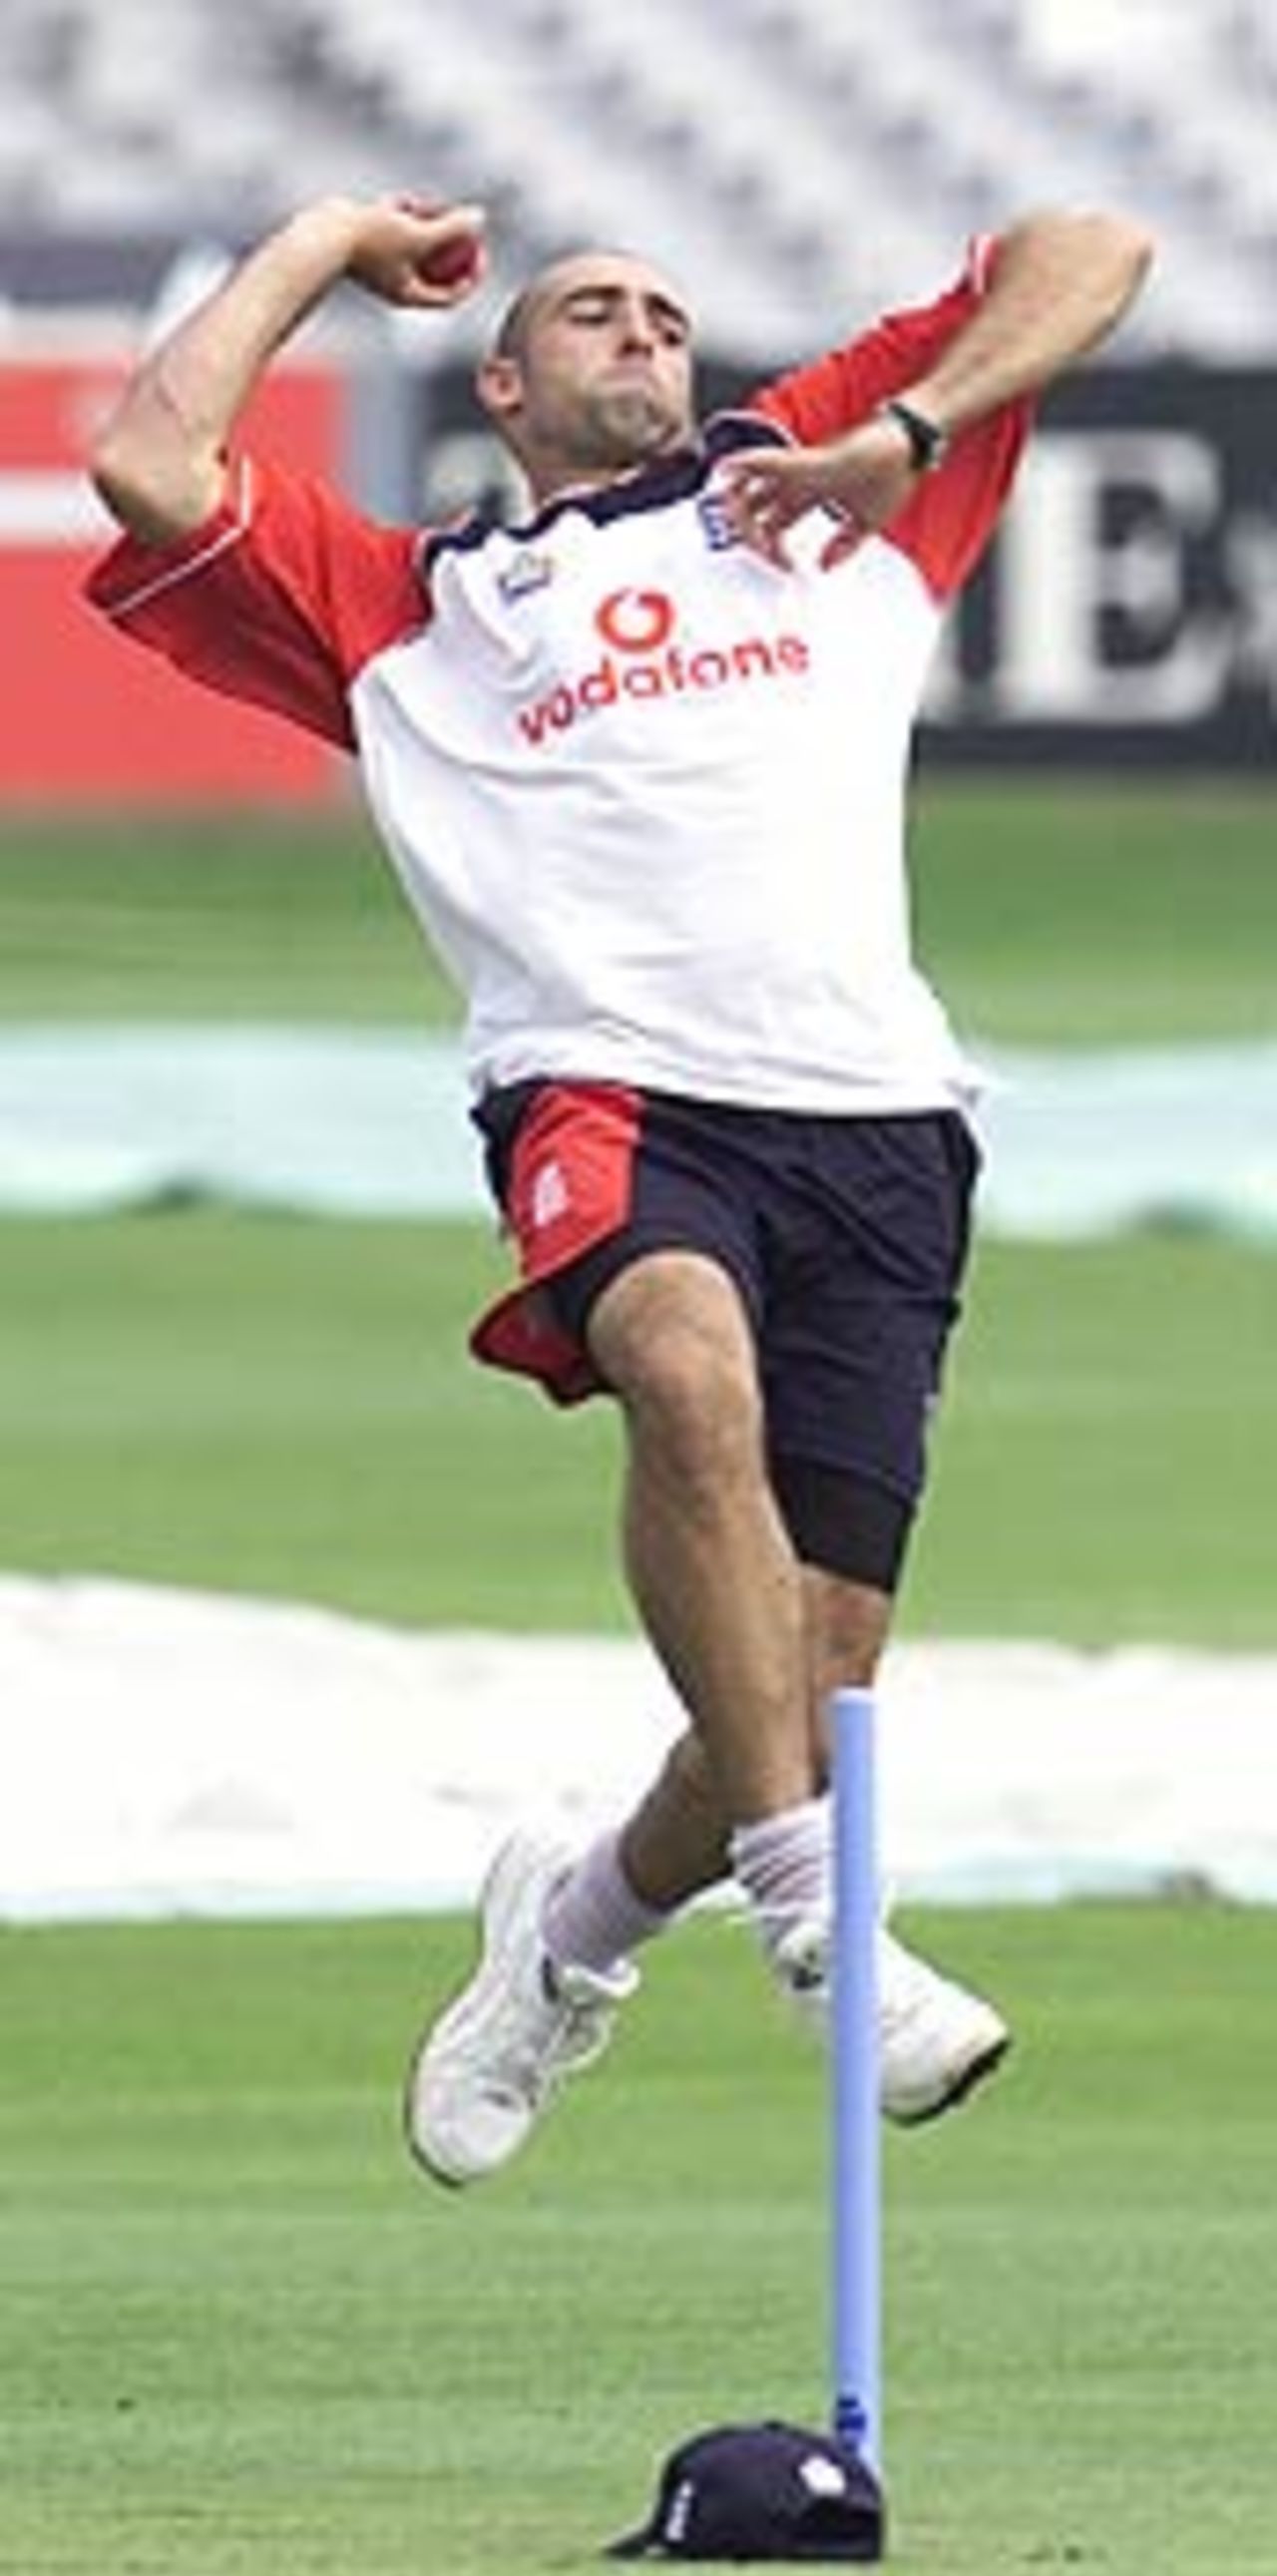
left=517, top=589, right=809, bottom=747
left=595, top=588, right=676, bottom=652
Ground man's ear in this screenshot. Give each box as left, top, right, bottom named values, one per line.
left=476, top=353, right=525, bottom=429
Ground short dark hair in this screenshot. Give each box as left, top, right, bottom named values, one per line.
left=490, top=246, right=590, bottom=363
left=489, top=245, right=687, bottom=365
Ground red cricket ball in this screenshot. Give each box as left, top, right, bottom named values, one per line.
left=396, top=195, right=485, bottom=289
left=420, top=231, right=484, bottom=288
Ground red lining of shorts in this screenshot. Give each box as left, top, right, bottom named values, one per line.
left=470, top=1081, right=642, bottom=1403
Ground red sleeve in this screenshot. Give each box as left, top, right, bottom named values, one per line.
left=748, top=237, right=1034, bottom=600
left=84, top=456, right=431, bottom=751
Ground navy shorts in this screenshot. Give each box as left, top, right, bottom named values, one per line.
left=470, top=1080, right=979, bottom=1591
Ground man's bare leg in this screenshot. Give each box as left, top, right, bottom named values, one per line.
left=579, top=1249, right=845, bottom=1978
left=606, top=1569, right=892, bottom=1913
left=586, top=1248, right=815, bottom=1823
left=548, top=1545, right=1009, bottom=2128
left=408, top=1257, right=1008, bottom=2179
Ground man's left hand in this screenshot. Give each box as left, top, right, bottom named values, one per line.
left=714, top=416, right=922, bottom=570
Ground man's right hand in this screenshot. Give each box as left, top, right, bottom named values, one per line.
left=342, top=195, right=489, bottom=309
left=89, top=192, right=490, bottom=546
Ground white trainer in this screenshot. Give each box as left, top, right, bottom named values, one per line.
left=771, top=1918, right=1011, bottom=2124
left=877, top=1926, right=1011, bottom=2123
left=405, top=1831, right=638, bottom=2187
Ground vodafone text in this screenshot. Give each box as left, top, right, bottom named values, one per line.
left=515, top=588, right=810, bottom=747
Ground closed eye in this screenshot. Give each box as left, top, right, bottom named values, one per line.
left=560, top=287, right=691, bottom=346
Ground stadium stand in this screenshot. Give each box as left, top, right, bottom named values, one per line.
left=0, top=0, right=1273, bottom=355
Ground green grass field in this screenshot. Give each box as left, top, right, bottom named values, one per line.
left=0, top=1214, right=1272, bottom=1643
left=4, top=1905, right=1276, bottom=2576
left=0, top=780, right=1274, bottom=1642
left=1, top=783, right=1275, bottom=2572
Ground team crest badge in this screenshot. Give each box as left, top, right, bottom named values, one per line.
left=696, top=487, right=740, bottom=553
left=497, top=545, right=556, bottom=603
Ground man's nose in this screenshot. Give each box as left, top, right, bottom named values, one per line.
left=617, top=301, right=657, bottom=351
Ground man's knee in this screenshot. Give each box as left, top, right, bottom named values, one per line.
left=587, top=1251, right=763, bottom=1486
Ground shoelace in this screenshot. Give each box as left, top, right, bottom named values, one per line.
left=776, top=1923, right=926, bottom=2025
left=775, top=1923, right=829, bottom=1995
left=491, top=1961, right=620, bottom=2109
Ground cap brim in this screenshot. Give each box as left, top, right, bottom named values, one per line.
left=604, top=2523, right=660, bottom=2558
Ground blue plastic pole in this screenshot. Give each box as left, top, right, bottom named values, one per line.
left=830, top=1685, right=882, bottom=2472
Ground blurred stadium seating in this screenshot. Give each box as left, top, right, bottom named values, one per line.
left=1, top=0, right=1274, bottom=358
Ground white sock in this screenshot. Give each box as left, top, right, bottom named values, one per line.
left=728, top=1797, right=831, bottom=1966
left=541, top=1829, right=670, bottom=1979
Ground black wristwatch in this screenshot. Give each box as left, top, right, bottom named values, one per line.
left=878, top=397, right=949, bottom=473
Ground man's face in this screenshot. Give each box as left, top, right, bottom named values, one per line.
left=479, top=252, right=696, bottom=493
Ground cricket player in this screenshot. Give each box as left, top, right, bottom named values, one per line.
left=87, top=191, right=1151, bottom=2183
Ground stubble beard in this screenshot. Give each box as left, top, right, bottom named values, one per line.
left=564, top=383, right=689, bottom=473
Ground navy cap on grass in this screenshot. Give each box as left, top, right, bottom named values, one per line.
left=606, top=2419, right=885, bottom=2562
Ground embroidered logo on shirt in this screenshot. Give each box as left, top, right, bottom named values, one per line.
left=696, top=487, right=740, bottom=553
left=497, top=546, right=556, bottom=604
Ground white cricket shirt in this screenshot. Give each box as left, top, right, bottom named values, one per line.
left=89, top=244, right=1032, bottom=1116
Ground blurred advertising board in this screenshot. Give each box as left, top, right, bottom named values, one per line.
left=0, top=348, right=343, bottom=803
left=923, top=366, right=1276, bottom=771
left=3, top=337, right=1272, bottom=798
